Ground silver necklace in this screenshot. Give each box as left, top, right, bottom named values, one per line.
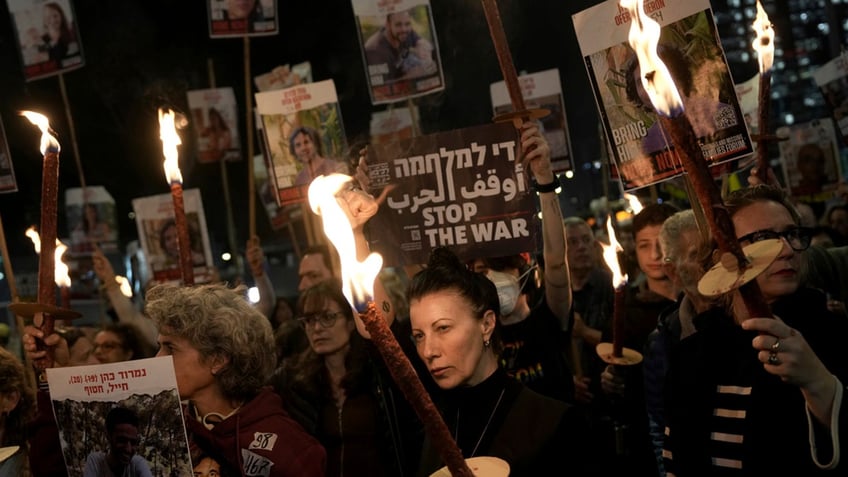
left=455, top=388, right=506, bottom=458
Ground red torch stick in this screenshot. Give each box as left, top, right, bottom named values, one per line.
left=159, top=108, right=195, bottom=286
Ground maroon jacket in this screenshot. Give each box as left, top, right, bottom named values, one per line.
left=184, top=387, right=326, bottom=477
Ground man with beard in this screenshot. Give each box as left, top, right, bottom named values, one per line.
left=363, top=9, right=433, bottom=82
left=83, top=406, right=152, bottom=477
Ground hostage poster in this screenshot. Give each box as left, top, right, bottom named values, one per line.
left=7, top=0, right=84, bottom=81
left=363, top=122, right=537, bottom=266
left=46, top=356, right=192, bottom=477
left=776, top=118, right=844, bottom=205
left=0, top=116, right=17, bottom=193
left=572, top=0, right=752, bottom=190
left=352, top=0, right=445, bottom=104
left=256, top=79, right=349, bottom=205
left=187, top=87, right=241, bottom=163
left=64, top=186, right=119, bottom=255
left=812, top=54, right=848, bottom=147
left=131, top=189, right=214, bottom=285
left=490, top=68, right=574, bottom=173
left=207, top=0, right=278, bottom=37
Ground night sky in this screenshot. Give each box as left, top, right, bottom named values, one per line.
left=0, top=0, right=605, bottom=268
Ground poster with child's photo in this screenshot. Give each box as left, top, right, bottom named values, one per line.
left=7, top=0, right=84, bottom=81
left=187, top=87, right=241, bottom=163
left=131, top=190, right=214, bottom=285
left=777, top=119, right=843, bottom=204
left=491, top=68, right=574, bottom=173
left=255, top=79, right=349, bottom=206
left=207, top=0, right=277, bottom=37
left=65, top=186, right=119, bottom=255
left=46, top=356, right=192, bottom=477
left=353, top=0, right=445, bottom=104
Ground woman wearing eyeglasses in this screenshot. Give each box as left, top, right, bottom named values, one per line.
left=273, top=279, right=423, bottom=477
left=662, top=184, right=848, bottom=475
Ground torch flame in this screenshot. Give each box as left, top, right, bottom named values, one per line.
left=115, top=276, right=133, bottom=298
left=308, top=174, right=383, bottom=311
left=623, top=193, right=644, bottom=214
left=55, top=240, right=70, bottom=288
left=26, top=227, right=70, bottom=287
left=20, top=111, right=60, bottom=154
left=752, top=0, right=774, bottom=74
left=619, top=0, right=684, bottom=117
left=158, top=108, right=183, bottom=184
left=602, top=216, right=628, bottom=288
left=26, top=226, right=41, bottom=253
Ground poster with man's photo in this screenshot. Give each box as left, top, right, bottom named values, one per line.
left=255, top=79, right=349, bottom=205
left=490, top=68, right=574, bottom=173
left=352, top=0, right=445, bottom=104
left=812, top=54, right=848, bottom=146
left=777, top=118, right=844, bottom=203
left=65, top=186, right=119, bottom=254
left=572, top=0, right=752, bottom=190
left=0, top=117, right=18, bottom=193
left=7, top=0, right=84, bottom=81
left=187, top=87, right=241, bottom=163
left=131, top=189, right=214, bottom=284
left=254, top=61, right=312, bottom=92
left=46, top=357, right=192, bottom=477
left=363, top=122, right=537, bottom=266
left=207, top=0, right=278, bottom=37
left=370, top=106, right=418, bottom=145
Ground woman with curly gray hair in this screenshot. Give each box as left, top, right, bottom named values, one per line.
left=145, top=283, right=326, bottom=477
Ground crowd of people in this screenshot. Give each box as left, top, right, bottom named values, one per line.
left=2, top=120, right=847, bottom=477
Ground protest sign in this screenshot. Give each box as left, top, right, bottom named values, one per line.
left=370, top=106, right=417, bottom=145
left=207, top=0, right=278, bottom=37
left=131, top=189, right=214, bottom=284
left=572, top=0, right=752, bottom=190
left=65, top=186, right=119, bottom=255
left=47, top=356, right=192, bottom=477
left=363, top=122, right=537, bottom=266
left=777, top=118, right=843, bottom=203
left=187, top=87, right=241, bottom=163
left=7, top=0, right=84, bottom=81
left=352, top=0, right=445, bottom=104
left=256, top=79, right=349, bottom=205
left=254, top=61, right=312, bottom=92
left=0, top=117, right=17, bottom=193
left=812, top=54, right=848, bottom=147
left=491, top=68, right=574, bottom=173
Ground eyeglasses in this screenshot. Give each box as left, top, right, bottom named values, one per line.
left=297, top=310, right=346, bottom=328
left=737, top=227, right=812, bottom=252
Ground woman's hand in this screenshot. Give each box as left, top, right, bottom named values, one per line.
left=743, top=315, right=838, bottom=426
left=92, top=246, right=116, bottom=284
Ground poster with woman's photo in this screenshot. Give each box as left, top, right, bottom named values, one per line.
left=353, top=0, right=445, bottom=104
left=777, top=119, right=843, bottom=203
left=812, top=54, right=848, bottom=146
left=207, top=0, right=278, bottom=37
left=490, top=68, right=574, bottom=173
left=572, top=0, right=752, bottom=191
left=7, top=0, right=84, bottom=81
left=187, top=87, right=241, bottom=163
left=0, top=117, right=18, bottom=193
left=131, top=189, right=214, bottom=285
left=255, top=79, right=349, bottom=206
left=64, top=186, right=119, bottom=255
left=47, top=357, right=192, bottom=477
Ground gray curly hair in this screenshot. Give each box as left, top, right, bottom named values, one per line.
left=145, top=283, right=276, bottom=400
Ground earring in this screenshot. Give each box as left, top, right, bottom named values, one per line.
left=483, top=339, right=491, bottom=348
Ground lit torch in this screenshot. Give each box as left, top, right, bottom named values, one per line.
left=623, top=192, right=643, bottom=214
left=620, top=0, right=776, bottom=318
left=597, top=216, right=641, bottom=364
left=55, top=240, right=71, bottom=309
left=752, top=0, right=775, bottom=184
left=115, top=276, right=133, bottom=298
left=159, top=108, right=194, bottom=286
left=21, top=112, right=60, bottom=307
left=308, top=174, right=475, bottom=477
